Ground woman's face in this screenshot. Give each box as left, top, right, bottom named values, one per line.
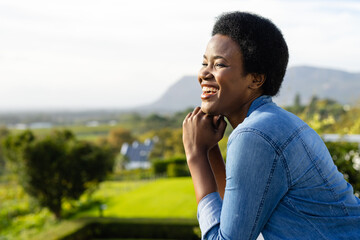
left=198, top=34, right=255, bottom=119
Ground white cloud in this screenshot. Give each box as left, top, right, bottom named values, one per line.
left=0, top=0, right=359, bottom=110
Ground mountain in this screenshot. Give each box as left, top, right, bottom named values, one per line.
left=137, top=66, right=360, bottom=113
left=275, top=66, right=360, bottom=106
left=134, top=76, right=202, bottom=113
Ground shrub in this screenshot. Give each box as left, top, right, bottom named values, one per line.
left=326, top=141, right=360, bottom=195
left=111, top=168, right=154, bottom=181
left=59, top=218, right=200, bottom=240
left=152, top=159, right=169, bottom=175
left=3, top=130, right=115, bottom=219
left=167, top=163, right=190, bottom=177
left=152, top=156, right=189, bottom=177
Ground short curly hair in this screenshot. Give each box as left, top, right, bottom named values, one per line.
left=212, top=12, right=289, bottom=96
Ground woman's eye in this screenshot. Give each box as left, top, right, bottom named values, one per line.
left=202, top=63, right=208, bottom=67
left=215, top=63, right=226, bottom=68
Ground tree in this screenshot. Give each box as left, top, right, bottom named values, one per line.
left=333, top=106, right=360, bottom=134
left=2, top=129, right=35, bottom=174
left=141, top=128, right=185, bottom=159
left=285, top=96, right=348, bottom=134
left=114, top=153, right=129, bottom=172
left=294, top=93, right=301, bottom=108
left=326, top=142, right=360, bottom=196
left=0, top=126, right=10, bottom=174
left=3, top=129, right=114, bottom=219
left=286, top=93, right=305, bottom=115
left=107, top=128, right=135, bottom=152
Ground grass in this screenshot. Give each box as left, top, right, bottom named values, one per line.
left=0, top=177, right=197, bottom=239
left=73, top=177, right=197, bottom=219
left=0, top=176, right=58, bottom=239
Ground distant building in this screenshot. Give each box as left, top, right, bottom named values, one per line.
left=85, top=121, right=100, bottom=127
left=120, top=139, right=155, bottom=169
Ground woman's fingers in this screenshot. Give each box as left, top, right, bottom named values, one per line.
left=183, top=107, right=199, bottom=125
left=184, top=107, right=202, bottom=119
left=182, top=108, right=226, bottom=156
left=185, top=111, right=192, bottom=119
left=185, top=109, right=226, bottom=136
left=217, top=116, right=227, bottom=138
left=192, top=107, right=202, bottom=116
left=212, top=115, right=222, bottom=129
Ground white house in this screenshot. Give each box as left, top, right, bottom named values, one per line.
left=120, top=139, right=155, bottom=170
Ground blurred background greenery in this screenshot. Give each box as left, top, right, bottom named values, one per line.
left=1, top=95, right=360, bottom=239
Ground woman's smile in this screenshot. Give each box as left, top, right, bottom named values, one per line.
left=201, top=84, right=219, bottom=99
left=198, top=34, right=256, bottom=124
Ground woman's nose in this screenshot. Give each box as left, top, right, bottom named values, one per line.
left=198, top=67, right=213, bottom=82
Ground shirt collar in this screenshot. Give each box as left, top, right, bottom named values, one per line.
left=246, top=95, right=273, bottom=117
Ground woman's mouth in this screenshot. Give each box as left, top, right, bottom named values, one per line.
left=201, top=86, right=218, bottom=99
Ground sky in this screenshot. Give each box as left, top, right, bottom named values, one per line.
left=1, top=0, right=360, bottom=111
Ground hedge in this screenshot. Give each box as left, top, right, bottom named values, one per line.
left=153, top=157, right=190, bottom=177
left=59, top=217, right=200, bottom=240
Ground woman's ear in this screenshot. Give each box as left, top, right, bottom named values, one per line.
left=248, top=73, right=265, bottom=90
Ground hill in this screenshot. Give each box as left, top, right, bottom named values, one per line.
left=134, top=75, right=202, bottom=113
left=139, top=66, right=360, bottom=112
left=276, top=66, right=360, bottom=106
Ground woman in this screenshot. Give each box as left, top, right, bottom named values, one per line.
left=182, top=12, right=360, bottom=240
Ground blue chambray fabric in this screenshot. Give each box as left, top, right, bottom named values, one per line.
left=197, top=95, right=360, bottom=240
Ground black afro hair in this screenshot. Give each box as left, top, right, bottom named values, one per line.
left=212, top=12, right=289, bottom=96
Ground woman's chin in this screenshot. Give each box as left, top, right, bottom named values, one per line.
left=201, top=102, right=220, bottom=115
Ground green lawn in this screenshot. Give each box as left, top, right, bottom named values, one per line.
left=0, top=177, right=197, bottom=239
left=74, top=177, right=197, bottom=219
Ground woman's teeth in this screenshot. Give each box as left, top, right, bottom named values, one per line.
left=202, top=86, right=218, bottom=93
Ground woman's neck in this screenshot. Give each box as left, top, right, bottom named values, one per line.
left=227, top=93, right=263, bottom=128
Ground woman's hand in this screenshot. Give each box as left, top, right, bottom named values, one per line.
left=182, top=107, right=227, bottom=160
left=182, top=107, right=227, bottom=203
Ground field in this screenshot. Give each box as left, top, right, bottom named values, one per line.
left=10, top=123, right=119, bottom=141
left=73, top=177, right=197, bottom=219
left=0, top=177, right=197, bottom=239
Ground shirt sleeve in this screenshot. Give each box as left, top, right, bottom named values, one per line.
left=197, top=192, right=222, bottom=239
left=198, top=131, right=289, bottom=240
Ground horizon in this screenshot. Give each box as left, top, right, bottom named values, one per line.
left=0, top=64, right=359, bottom=113
left=1, top=0, right=360, bottom=111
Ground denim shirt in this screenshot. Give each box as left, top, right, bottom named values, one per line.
left=197, top=95, right=360, bottom=240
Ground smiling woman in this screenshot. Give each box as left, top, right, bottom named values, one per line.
left=199, top=34, right=263, bottom=127
left=183, top=11, right=360, bottom=240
